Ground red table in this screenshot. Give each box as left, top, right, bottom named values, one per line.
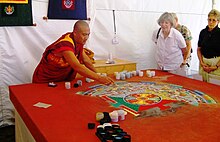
left=10, top=70, right=220, bottom=142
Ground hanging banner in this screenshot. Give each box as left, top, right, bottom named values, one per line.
left=48, top=0, right=87, bottom=20
left=0, top=0, right=33, bottom=26
left=0, top=0, right=28, bottom=4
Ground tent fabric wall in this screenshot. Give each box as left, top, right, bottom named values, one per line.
left=89, top=0, right=212, bottom=70
left=0, top=0, right=214, bottom=87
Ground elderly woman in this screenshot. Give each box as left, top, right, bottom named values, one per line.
left=197, top=9, right=220, bottom=82
left=152, top=12, right=187, bottom=76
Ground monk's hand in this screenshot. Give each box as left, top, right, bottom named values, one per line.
left=98, top=76, right=114, bottom=85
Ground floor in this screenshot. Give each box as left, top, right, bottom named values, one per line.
left=0, top=125, right=15, bottom=142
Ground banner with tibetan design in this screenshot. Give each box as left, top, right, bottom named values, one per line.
left=48, top=0, right=87, bottom=20
left=0, top=0, right=33, bottom=26
left=0, top=0, right=28, bottom=4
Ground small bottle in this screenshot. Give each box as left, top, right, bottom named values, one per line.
left=65, top=82, right=71, bottom=89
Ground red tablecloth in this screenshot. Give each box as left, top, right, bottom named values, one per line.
left=10, top=70, right=220, bottom=142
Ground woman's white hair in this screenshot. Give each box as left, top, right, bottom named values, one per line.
left=157, top=12, right=175, bottom=27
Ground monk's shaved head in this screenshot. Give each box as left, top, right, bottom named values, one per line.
left=73, top=20, right=89, bottom=32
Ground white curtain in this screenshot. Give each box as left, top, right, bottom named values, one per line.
left=0, top=0, right=213, bottom=87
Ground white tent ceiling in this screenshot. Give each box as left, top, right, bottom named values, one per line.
left=0, top=0, right=219, bottom=87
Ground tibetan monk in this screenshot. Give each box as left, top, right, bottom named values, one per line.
left=32, top=20, right=114, bottom=85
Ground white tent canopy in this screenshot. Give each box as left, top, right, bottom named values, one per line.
left=0, top=0, right=219, bottom=87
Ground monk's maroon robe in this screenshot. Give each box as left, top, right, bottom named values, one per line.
left=32, top=32, right=83, bottom=83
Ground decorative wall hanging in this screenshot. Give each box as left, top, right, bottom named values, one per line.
left=0, top=0, right=33, bottom=26
left=47, top=0, right=87, bottom=20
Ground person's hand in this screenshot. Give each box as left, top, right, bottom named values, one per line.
left=200, top=62, right=209, bottom=68
left=180, top=63, right=186, bottom=68
left=203, top=66, right=218, bottom=73
left=98, top=76, right=114, bottom=85
left=200, top=62, right=211, bottom=73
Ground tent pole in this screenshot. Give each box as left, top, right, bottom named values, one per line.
left=212, top=0, right=216, bottom=9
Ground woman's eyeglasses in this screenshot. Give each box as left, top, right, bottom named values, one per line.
left=208, top=18, right=218, bottom=23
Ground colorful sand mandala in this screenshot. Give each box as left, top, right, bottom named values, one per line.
left=77, top=81, right=217, bottom=116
